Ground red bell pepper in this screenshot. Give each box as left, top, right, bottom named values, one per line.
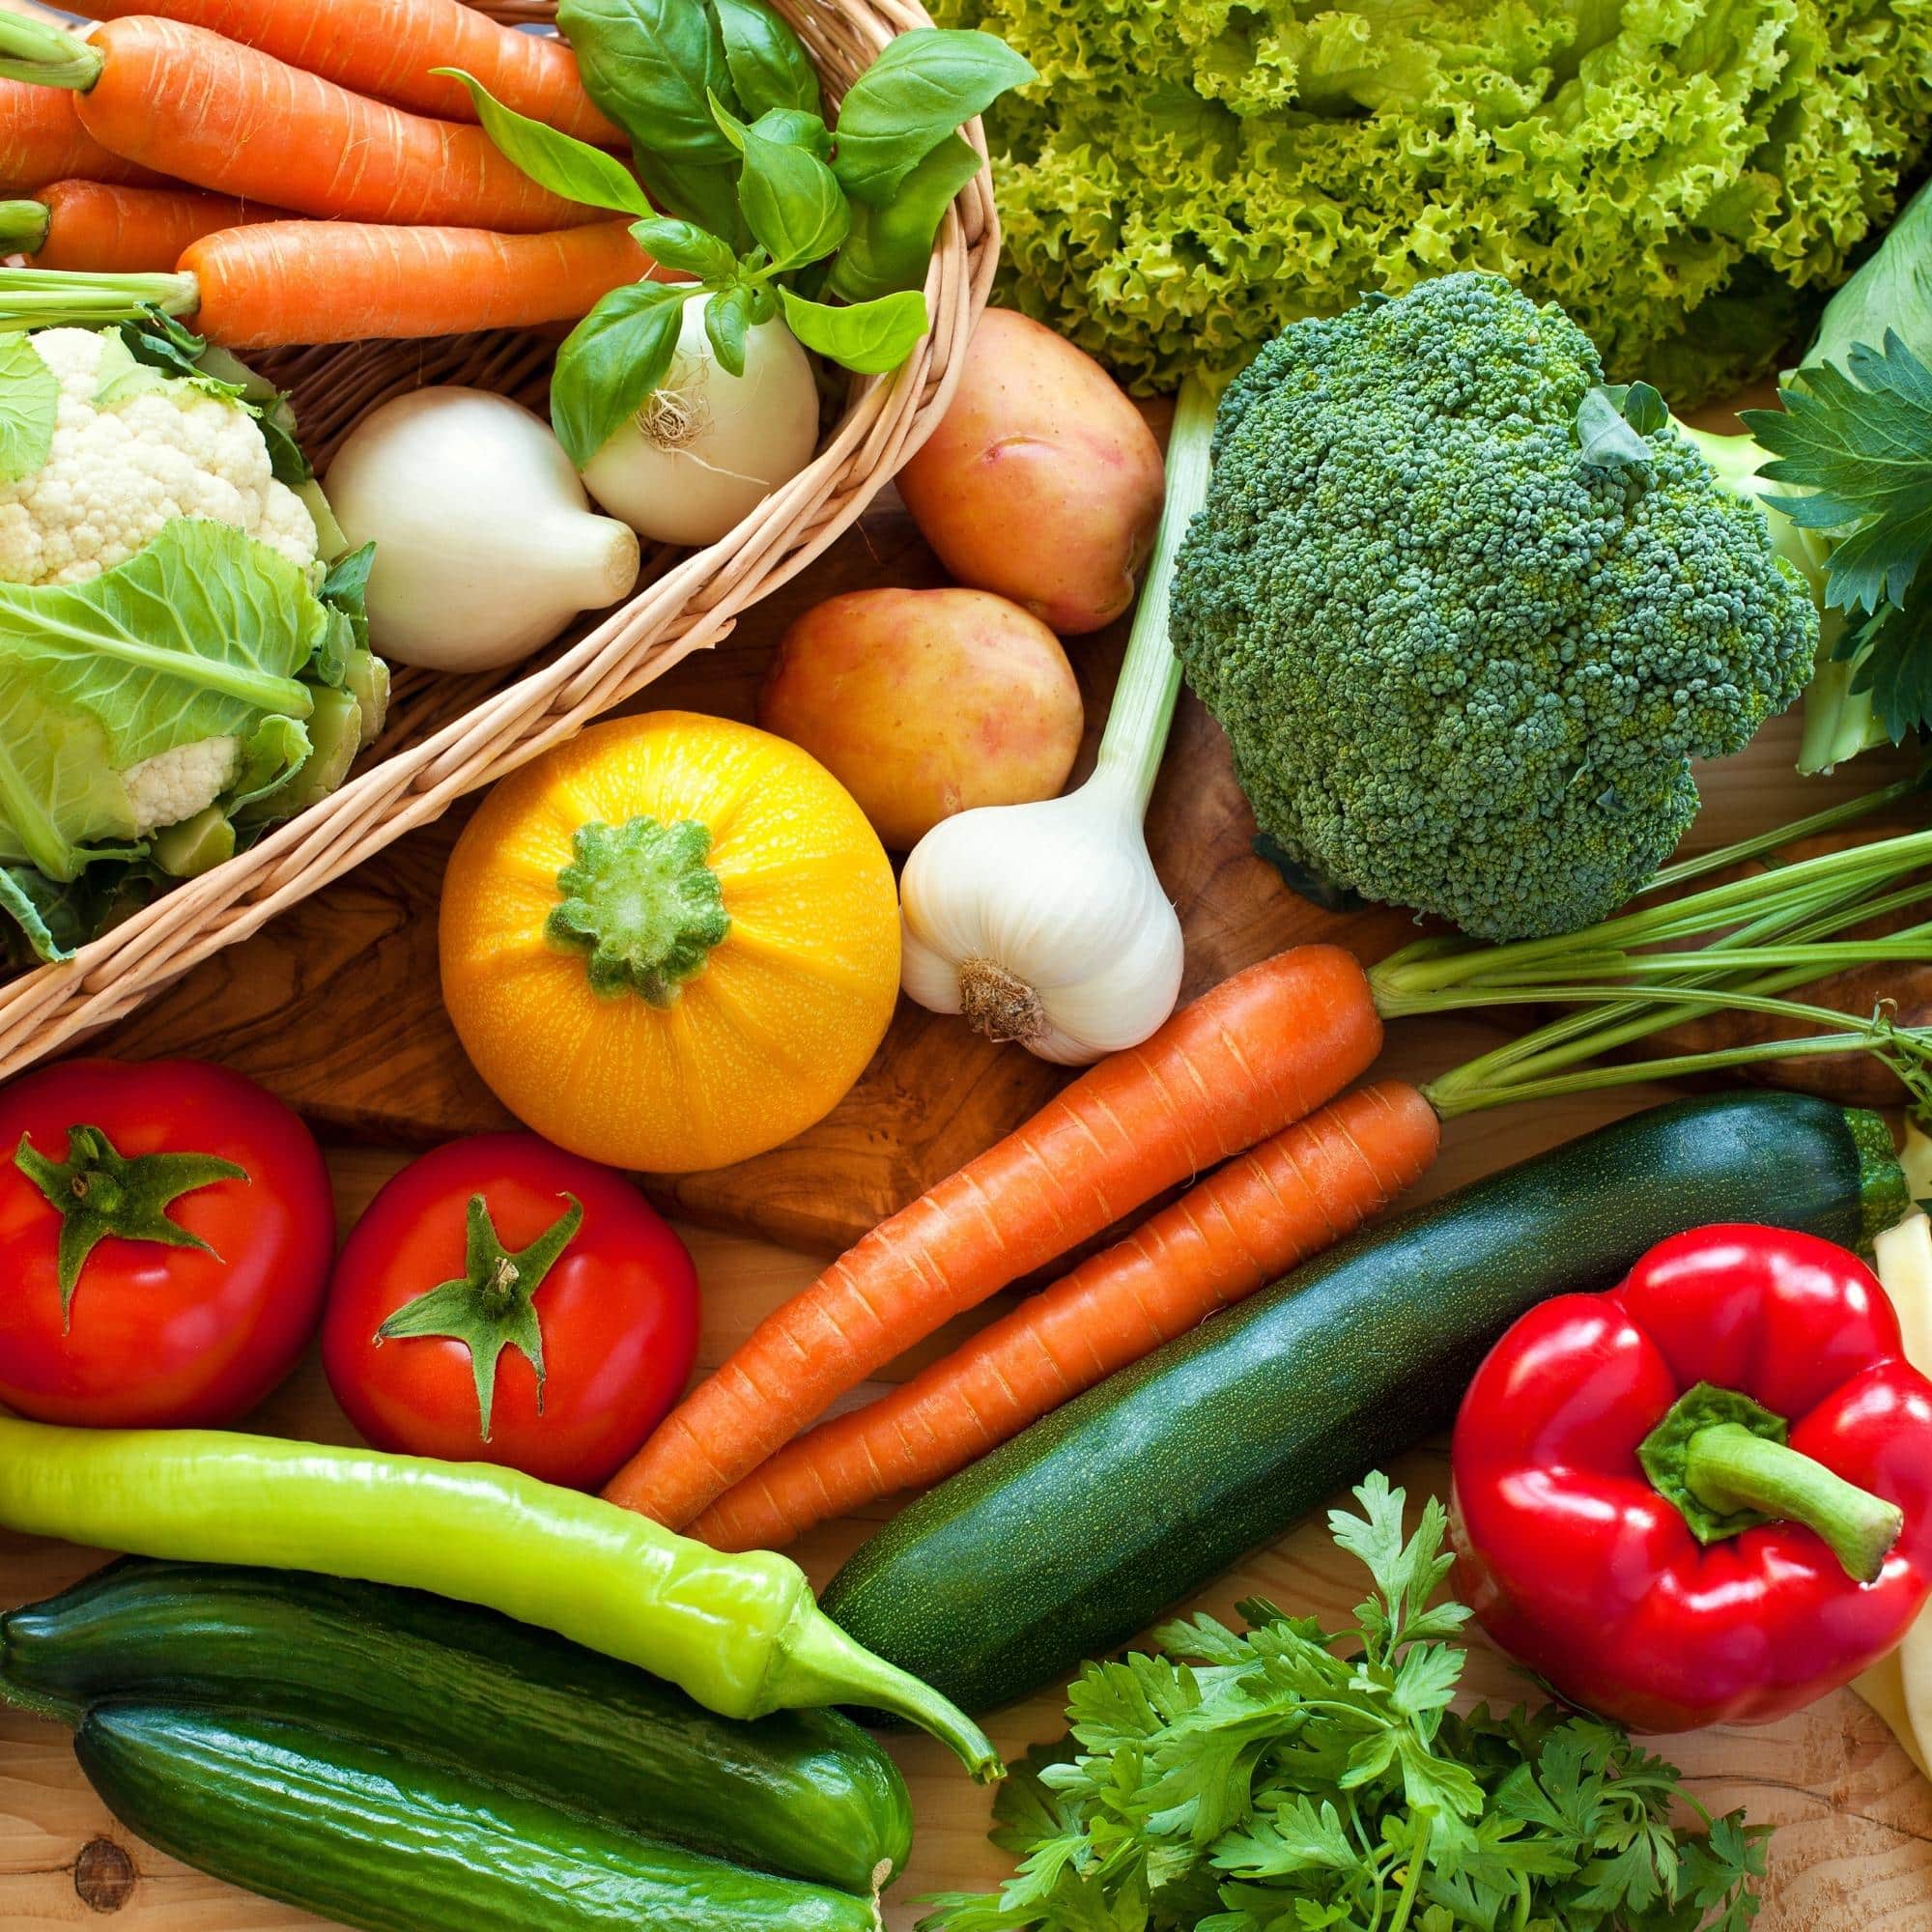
left=1450, top=1222, right=1932, bottom=1732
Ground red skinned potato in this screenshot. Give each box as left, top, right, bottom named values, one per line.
left=757, top=586, right=1084, bottom=850
left=898, top=309, right=1165, bottom=634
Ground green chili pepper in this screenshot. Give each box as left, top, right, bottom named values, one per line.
left=0, top=1416, right=1000, bottom=1779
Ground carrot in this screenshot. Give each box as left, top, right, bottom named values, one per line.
left=178, top=218, right=661, bottom=350
left=10, top=16, right=601, bottom=231
left=0, top=74, right=160, bottom=190
left=64, top=0, right=625, bottom=146
left=690, top=1080, right=1442, bottom=1551
left=604, top=944, right=1384, bottom=1528
left=0, top=180, right=285, bottom=272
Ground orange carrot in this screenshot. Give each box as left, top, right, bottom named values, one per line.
left=64, top=0, right=624, bottom=146
left=46, top=17, right=602, bottom=230
left=176, top=218, right=661, bottom=350
left=0, top=180, right=285, bottom=272
left=691, top=1081, right=1442, bottom=1551
left=605, top=944, right=1384, bottom=1529
left=0, top=75, right=160, bottom=190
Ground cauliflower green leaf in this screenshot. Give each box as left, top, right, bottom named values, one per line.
left=0, top=334, right=55, bottom=487
left=0, top=517, right=322, bottom=884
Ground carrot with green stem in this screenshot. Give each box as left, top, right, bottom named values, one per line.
left=0, top=74, right=159, bottom=191
left=61, top=0, right=624, bottom=145
left=615, top=780, right=1932, bottom=1531
left=694, top=900, right=1932, bottom=1551
left=0, top=219, right=666, bottom=350
left=0, top=181, right=286, bottom=273
left=0, top=14, right=599, bottom=231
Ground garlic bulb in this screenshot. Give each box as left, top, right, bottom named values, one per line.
left=900, top=770, right=1184, bottom=1063
left=897, top=378, right=1218, bottom=1065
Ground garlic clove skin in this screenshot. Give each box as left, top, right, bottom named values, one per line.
left=898, top=779, right=1184, bottom=1065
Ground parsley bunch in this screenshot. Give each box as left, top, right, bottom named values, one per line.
left=923, top=1476, right=1765, bottom=1932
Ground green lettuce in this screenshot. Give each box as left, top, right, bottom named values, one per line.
left=938, top=0, right=1932, bottom=402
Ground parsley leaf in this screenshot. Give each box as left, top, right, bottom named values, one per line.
left=920, top=1475, right=1767, bottom=1932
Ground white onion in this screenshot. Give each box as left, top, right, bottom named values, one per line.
left=325, top=388, right=640, bottom=671
left=579, top=294, right=820, bottom=549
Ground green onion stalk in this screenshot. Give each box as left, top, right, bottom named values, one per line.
left=1362, top=777, right=1932, bottom=1117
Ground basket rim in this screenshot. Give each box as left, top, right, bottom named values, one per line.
left=0, top=0, right=1000, bottom=1073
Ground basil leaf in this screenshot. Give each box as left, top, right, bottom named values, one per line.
left=437, top=67, right=650, bottom=213
left=828, top=130, right=982, bottom=301
left=638, top=154, right=750, bottom=247
left=714, top=0, right=818, bottom=118
left=779, top=287, right=926, bottom=374
left=713, top=93, right=848, bottom=270
left=559, top=0, right=736, bottom=161
left=0, top=334, right=56, bottom=486
left=631, top=214, right=738, bottom=282
left=552, top=281, right=693, bottom=467
left=751, top=105, right=830, bottom=157
left=831, top=29, right=1033, bottom=207
left=704, top=285, right=754, bottom=378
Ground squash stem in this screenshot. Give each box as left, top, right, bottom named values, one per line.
left=1092, top=374, right=1219, bottom=820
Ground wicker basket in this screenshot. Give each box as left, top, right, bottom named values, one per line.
left=0, top=0, right=997, bottom=1077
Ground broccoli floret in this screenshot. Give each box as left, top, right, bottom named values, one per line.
left=1169, top=273, right=1821, bottom=941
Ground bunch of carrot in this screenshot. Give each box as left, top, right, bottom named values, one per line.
left=0, top=0, right=665, bottom=348
left=605, top=791, right=1932, bottom=1551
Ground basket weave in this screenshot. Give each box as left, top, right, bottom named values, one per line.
left=0, top=0, right=996, bottom=1076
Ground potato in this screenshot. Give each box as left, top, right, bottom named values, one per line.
left=757, top=588, right=1084, bottom=849
left=898, top=309, right=1165, bottom=636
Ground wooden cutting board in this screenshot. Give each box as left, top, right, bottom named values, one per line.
left=91, top=389, right=1919, bottom=1253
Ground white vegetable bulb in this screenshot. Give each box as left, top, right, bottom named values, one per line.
left=325, top=388, right=640, bottom=671
left=580, top=294, right=820, bottom=549
left=897, top=379, right=1218, bottom=1065
left=900, top=771, right=1185, bottom=1064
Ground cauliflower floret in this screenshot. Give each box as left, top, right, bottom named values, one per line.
left=0, top=328, right=319, bottom=587
left=121, top=735, right=242, bottom=836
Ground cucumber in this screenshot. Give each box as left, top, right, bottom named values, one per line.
left=2, top=1561, right=909, bottom=1896
left=820, top=1092, right=1904, bottom=1714
left=74, top=1702, right=880, bottom=1932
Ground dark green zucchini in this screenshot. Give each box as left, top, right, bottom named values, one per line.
left=74, top=1702, right=880, bottom=1932
left=820, top=1091, right=1904, bottom=1714
left=2, top=1561, right=908, bottom=1895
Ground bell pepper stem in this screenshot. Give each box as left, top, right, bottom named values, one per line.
left=1682, top=1421, right=1902, bottom=1584
left=769, top=1605, right=1003, bottom=1782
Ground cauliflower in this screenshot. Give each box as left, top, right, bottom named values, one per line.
left=0, top=327, right=318, bottom=586
left=122, top=736, right=244, bottom=836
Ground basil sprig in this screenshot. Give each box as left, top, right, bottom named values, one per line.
left=444, top=11, right=1032, bottom=468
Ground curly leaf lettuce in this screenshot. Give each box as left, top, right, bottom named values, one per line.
left=0, top=518, right=322, bottom=888
left=940, top=0, right=1932, bottom=401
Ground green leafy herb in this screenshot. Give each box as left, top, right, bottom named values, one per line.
left=711, top=91, right=848, bottom=270
left=830, top=28, right=1034, bottom=206
left=552, top=279, right=693, bottom=466
left=829, top=131, right=984, bottom=302
left=1749, top=330, right=1932, bottom=614
left=713, top=0, right=819, bottom=118
left=780, top=286, right=926, bottom=372
left=436, top=67, right=652, bottom=215
left=0, top=333, right=56, bottom=485
left=922, top=1475, right=1767, bottom=1932
left=473, top=11, right=1027, bottom=453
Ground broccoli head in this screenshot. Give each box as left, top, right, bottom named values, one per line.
left=1169, top=273, right=1820, bottom=941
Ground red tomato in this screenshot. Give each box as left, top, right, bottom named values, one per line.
left=323, top=1133, right=700, bottom=1490
left=0, top=1058, right=335, bottom=1428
